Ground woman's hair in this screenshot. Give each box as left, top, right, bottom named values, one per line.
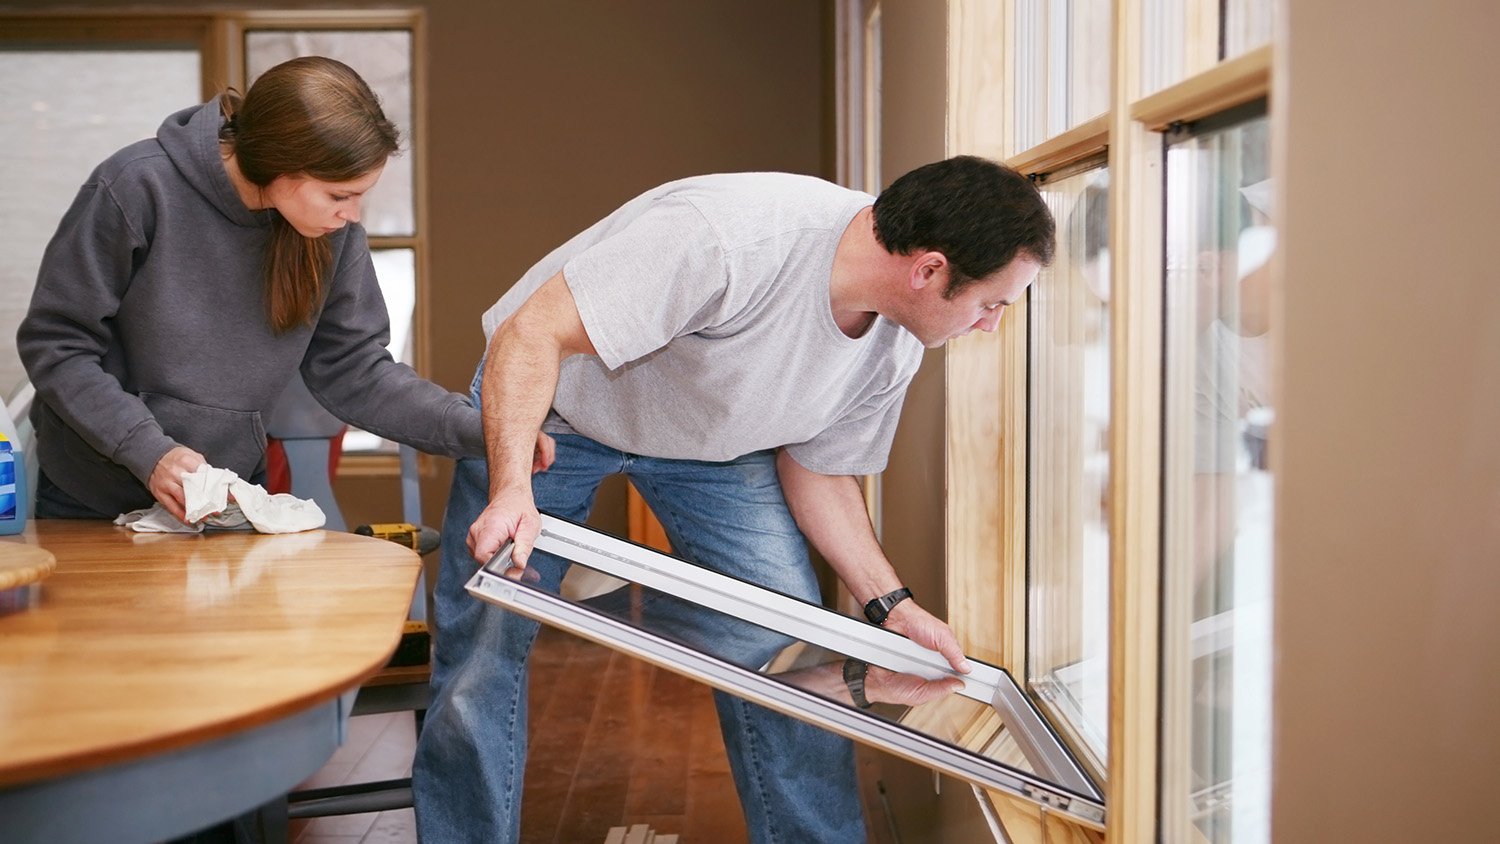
left=873, top=156, right=1055, bottom=299
left=219, top=56, right=400, bottom=333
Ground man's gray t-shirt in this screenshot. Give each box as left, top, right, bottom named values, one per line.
left=481, top=172, right=925, bottom=476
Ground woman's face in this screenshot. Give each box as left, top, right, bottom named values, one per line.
left=266, top=165, right=384, bottom=237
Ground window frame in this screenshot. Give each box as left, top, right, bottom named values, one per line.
left=466, top=512, right=1108, bottom=828
left=223, top=10, right=429, bottom=470
left=943, top=1, right=1275, bottom=840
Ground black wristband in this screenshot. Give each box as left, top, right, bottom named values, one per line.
left=863, top=587, right=913, bottom=626
left=842, top=657, right=872, bottom=709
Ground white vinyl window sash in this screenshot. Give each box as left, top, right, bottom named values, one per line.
left=465, top=512, right=1106, bottom=828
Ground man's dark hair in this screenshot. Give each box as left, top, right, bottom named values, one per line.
left=872, top=155, right=1055, bottom=299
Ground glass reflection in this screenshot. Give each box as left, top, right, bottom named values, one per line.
left=1029, top=166, right=1111, bottom=770
left=484, top=552, right=1089, bottom=796
left=1163, top=113, right=1274, bottom=844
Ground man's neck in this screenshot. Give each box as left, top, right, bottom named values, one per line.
left=828, top=206, right=893, bottom=338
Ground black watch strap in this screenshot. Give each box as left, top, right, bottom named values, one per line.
left=863, top=587, right=913, bottom=626
left=842, top=657, right=872, bottom=709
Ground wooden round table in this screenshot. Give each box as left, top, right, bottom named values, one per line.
left=0, top=520, right=422, bottom=844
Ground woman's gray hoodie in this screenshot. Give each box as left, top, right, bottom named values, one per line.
left=18, top=98, right=483, bottom=516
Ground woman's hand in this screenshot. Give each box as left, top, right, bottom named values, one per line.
left=533, top=431, right=556, bottom=474
left=148, top=446, right=207, bottom=523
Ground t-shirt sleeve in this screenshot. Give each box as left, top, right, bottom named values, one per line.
left=562, top=197, right=730, bottom=370
left=783, top=363, right=920, bottom=477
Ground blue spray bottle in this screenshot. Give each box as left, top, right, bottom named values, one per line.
left=0, top=401, right=28, bottom=536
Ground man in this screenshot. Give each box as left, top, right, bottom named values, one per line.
left=413, top=155, right=1055, bottom=842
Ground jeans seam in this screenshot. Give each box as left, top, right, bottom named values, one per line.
left=501, top=620, right=541, bottom=804
left=737, top=696, right=781, bottom=844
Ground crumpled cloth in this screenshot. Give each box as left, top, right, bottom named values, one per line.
left=115, top=464, right=326, bottom=534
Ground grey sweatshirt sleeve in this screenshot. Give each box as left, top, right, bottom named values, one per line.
left=299, top=229, right=484, bottom=458
left=18, top=180, right=181, bottom=483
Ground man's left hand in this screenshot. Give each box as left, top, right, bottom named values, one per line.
left=882, top=600, right=974, bottom=674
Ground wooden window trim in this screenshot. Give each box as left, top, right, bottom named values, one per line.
left=224, top=10, right=429, bottom=474
left=944, top=1, right=1276, bottom=840
left=1131, top=44, right=1272, bottom=131
left=1005, top=114, right=1111, bottom=179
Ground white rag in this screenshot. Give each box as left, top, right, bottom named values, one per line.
left=114, top=464, right=326, bottom=534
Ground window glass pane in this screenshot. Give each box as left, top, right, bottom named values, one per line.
left=0, top=49, right=200, bottom=402
left=341, top=248, right=415, bottom=455
left=245, top=30, right=414, bottom=237
left=1141, top=0, right=1190, bottom=95
left=1012, top=0, right=1111, bottom=153
left=1223, top=0, right=1275, bottom=59
left=1162, top=114, right=1274, bottom=844
left=1027, top=166, right=1111, bottom=769
left=1012, top=0, right=1046, bottom=151
left=1068, top=0, right=1111, bottom=127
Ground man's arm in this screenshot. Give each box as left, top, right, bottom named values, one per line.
left=468, top=271, right=596, bottom=568
left=776, top=450, right=973, bottom=674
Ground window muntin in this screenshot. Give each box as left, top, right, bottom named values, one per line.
left=0, top=49, right=200, bottom=403
left=468, top=512, right=1106, bottom=827
left=1160, top=111, right=1273, bottom=844
left=1027, top=164, right=1112, bottom=772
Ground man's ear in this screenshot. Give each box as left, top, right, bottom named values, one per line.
left=909, top=251, right=949, bottom=291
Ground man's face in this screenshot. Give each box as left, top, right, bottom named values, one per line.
left=902, top=254, right=1041, bottom=348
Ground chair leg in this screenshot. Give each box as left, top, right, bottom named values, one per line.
left=236, top=796, right=289, bottom=844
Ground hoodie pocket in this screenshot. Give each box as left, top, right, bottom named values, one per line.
left=139, top=392, right=268, bottom=478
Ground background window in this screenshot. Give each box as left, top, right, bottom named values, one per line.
left=245, top=30, right=414, bottom=236
left=245, top=28, right=418, bottom=456
left=1028, top=164, right=1112, bottom=772
left=0, top=49, right=200, bottom=402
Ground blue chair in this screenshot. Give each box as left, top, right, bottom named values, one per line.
left=257, top=377, right=435, bottom=837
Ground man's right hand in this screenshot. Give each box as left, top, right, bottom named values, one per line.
left=148, top=446, right=207, bottom=523
left=467, top=488, right=541, bottom=574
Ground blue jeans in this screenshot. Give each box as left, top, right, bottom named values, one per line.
left=412, top=386, right=866, bottom=843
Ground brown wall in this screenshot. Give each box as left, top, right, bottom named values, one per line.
left=1273, top=1, right=1500, bottom=840
left=1, top=0, right=830, bottom=526
left=868, top=2, right=994, bottom=840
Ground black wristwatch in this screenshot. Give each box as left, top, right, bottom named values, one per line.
left=863, top=587, right=913, bottom=626
left=842, top=657, right=873, bottom=709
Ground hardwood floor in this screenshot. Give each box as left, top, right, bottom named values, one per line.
left=286, top=626, right=748, bottom=844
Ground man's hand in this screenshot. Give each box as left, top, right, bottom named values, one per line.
left=866, top=665, right=966, bottom=707
left=467, top=487, right=541, bottom=574
left=882, top=599, right=974, bottom=674
left=147, top=446, right=206, bottom=523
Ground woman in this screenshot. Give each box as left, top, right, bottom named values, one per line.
left=18, top=56, right=482, bottom=522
